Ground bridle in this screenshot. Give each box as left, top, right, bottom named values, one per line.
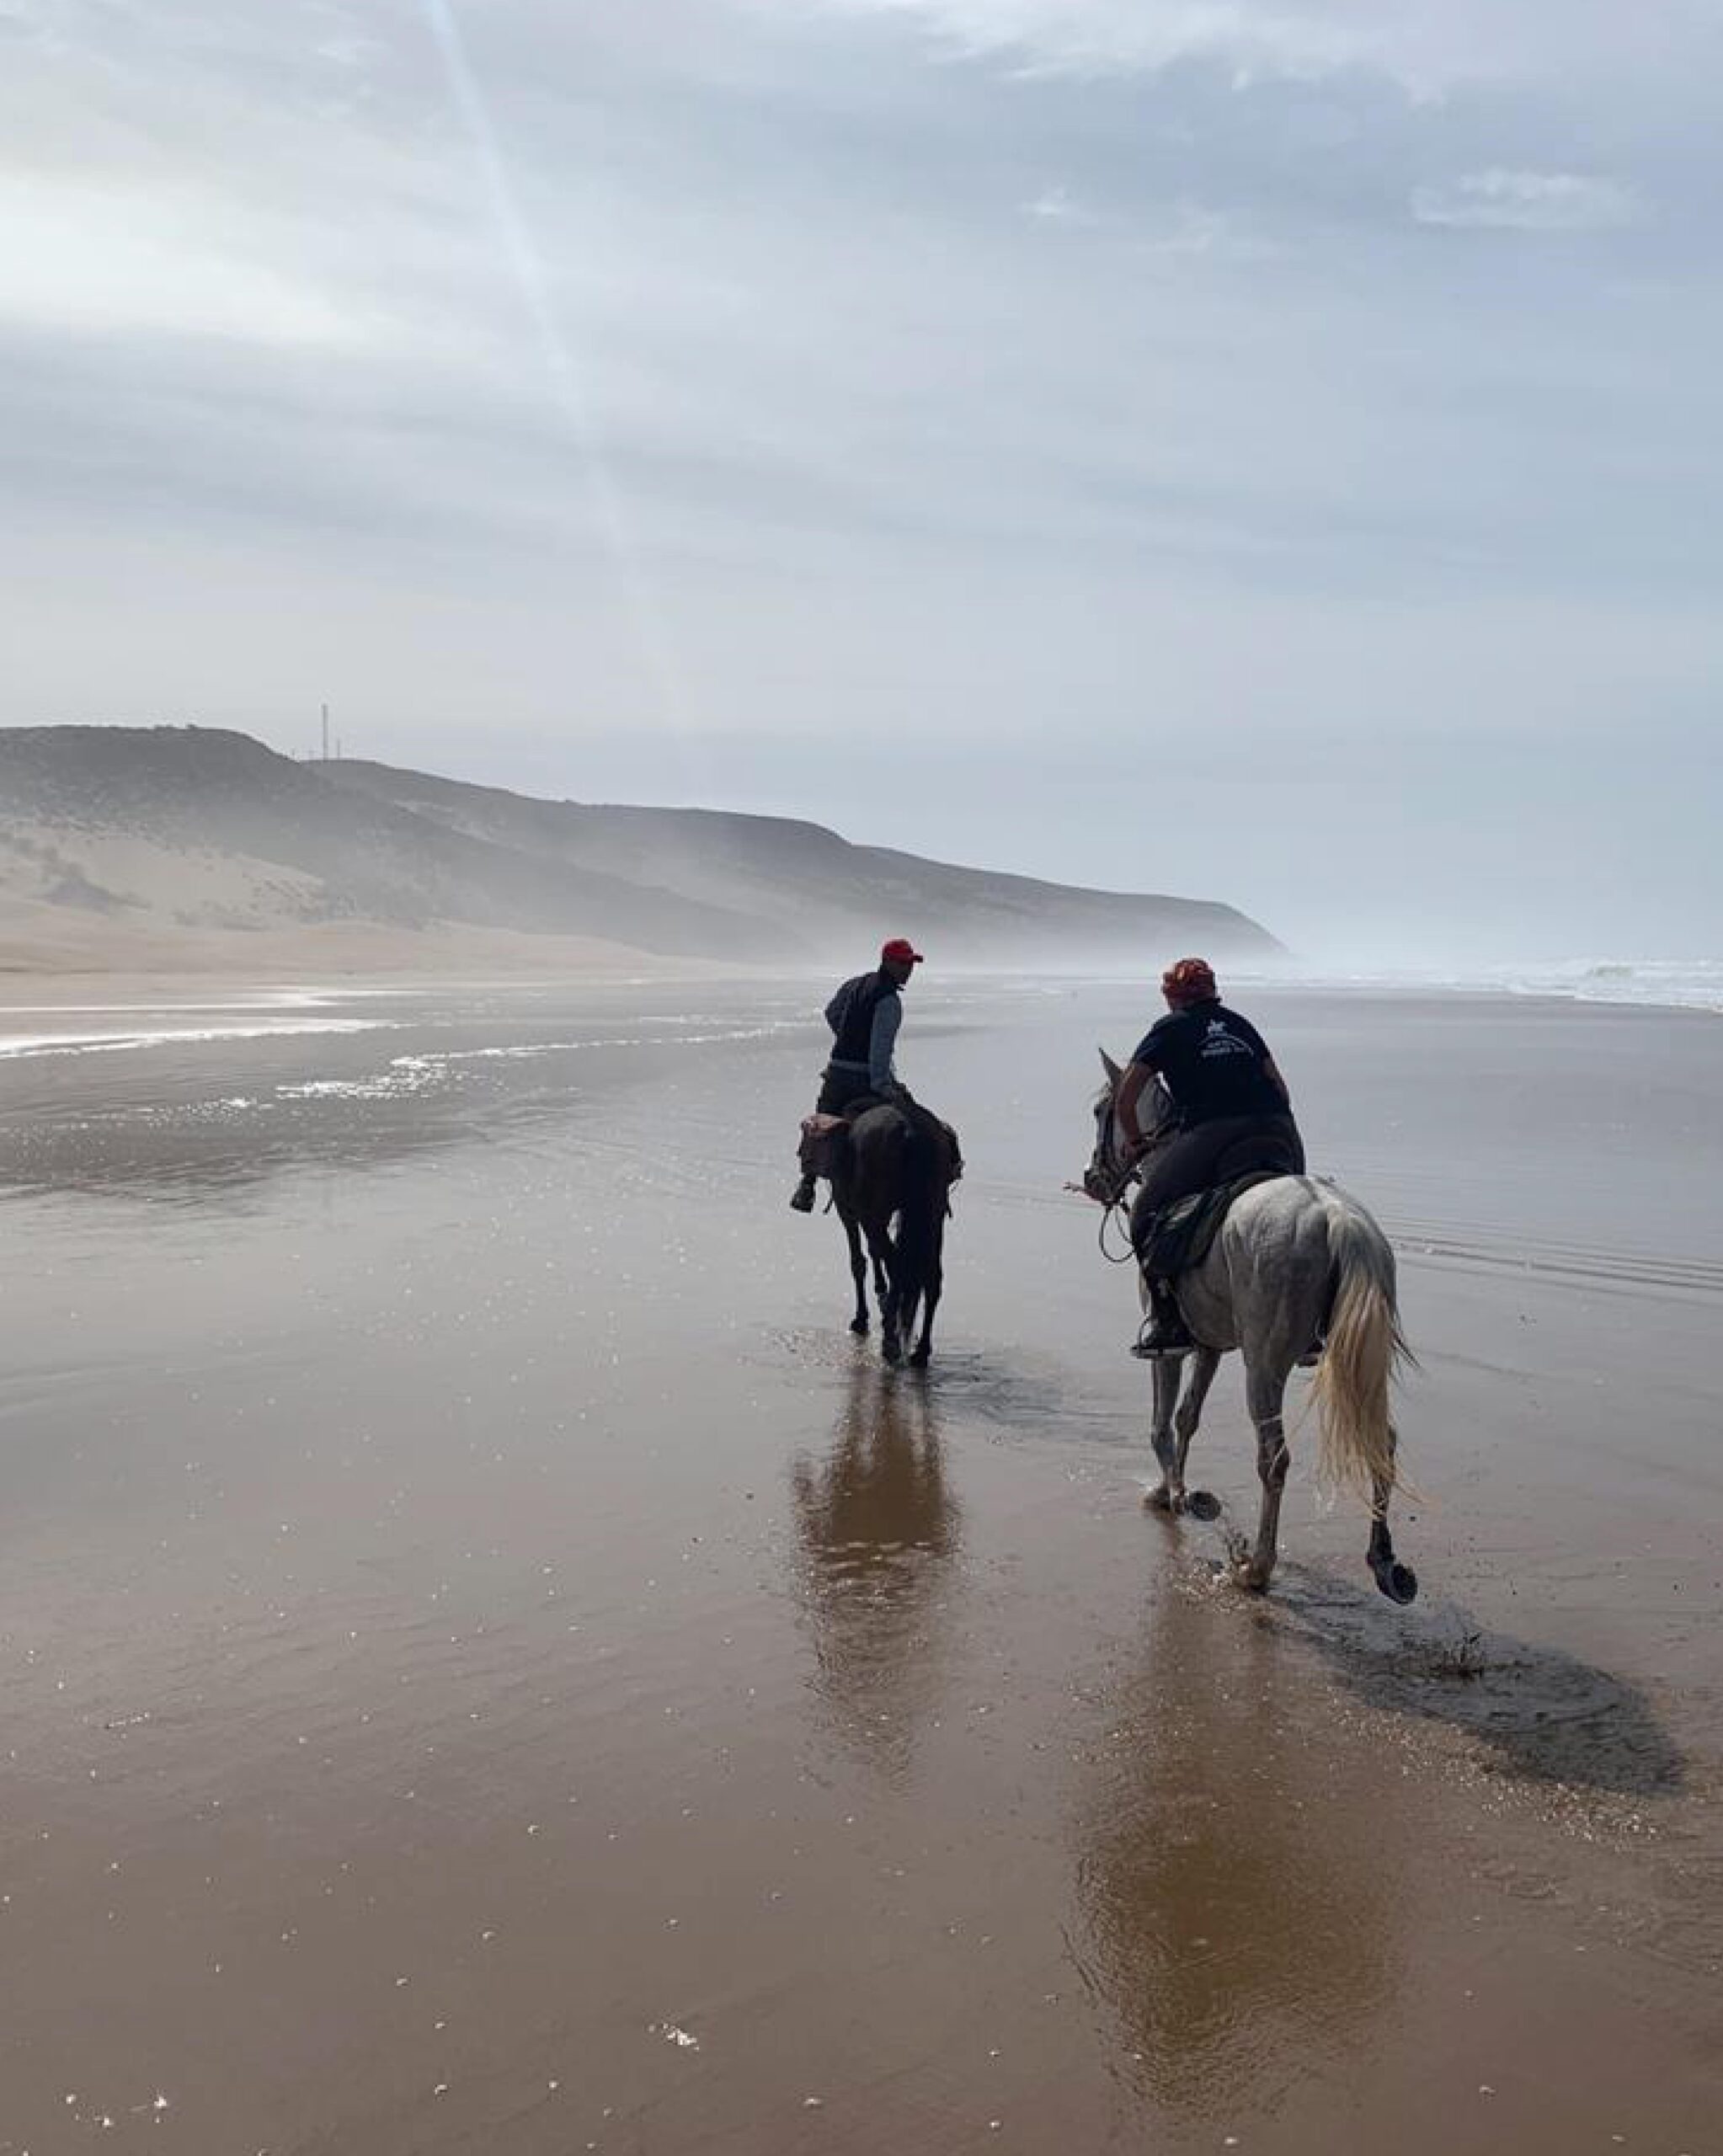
left=1081, top=1094, right=1144, bottom=1265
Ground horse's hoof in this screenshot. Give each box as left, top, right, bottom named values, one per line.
left=881, top=1338, right=903, bottom=1366
left=1374, top=1559, right=1419, bottom=1605
left=1234, top=1561, right=1272, bottom=1594
left=1185, top=1490, right=1222, bottom=1523
left=909, top=1348, right=931, bottom=1369
left=850, top=1318, right=869, bottom=1337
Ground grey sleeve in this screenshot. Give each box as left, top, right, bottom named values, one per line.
left=867, top=996, right=902, bottom=1090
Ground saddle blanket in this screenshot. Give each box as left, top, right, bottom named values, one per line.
left=1136, top=1169, right=1283, bottom=1280
left=797, top=1113, right=852, bottom=1180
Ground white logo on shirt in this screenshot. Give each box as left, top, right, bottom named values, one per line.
left=1199, top=1019, right=1252, bottom=1059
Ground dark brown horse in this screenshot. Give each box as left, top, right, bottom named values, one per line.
left=829, top=1104, right=960, bottom=1366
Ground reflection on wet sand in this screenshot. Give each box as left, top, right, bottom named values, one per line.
left=0, top=1001, right=763, bottom=1207
left=1071, top=1568, right=1401, bottom=2115
left=0, top=1053, right=621, bottom=1207
left=788, top=1357, right=963, bottom=1776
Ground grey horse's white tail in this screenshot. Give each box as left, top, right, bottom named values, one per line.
left=1310, top=1201, right=1415, bottom=1508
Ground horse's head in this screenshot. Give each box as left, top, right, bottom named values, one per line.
left=1081, top=1049, right=1177, bottom=1206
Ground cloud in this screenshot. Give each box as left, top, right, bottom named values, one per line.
left=1022, top=187, right=1249, bottom=260
left=2, top=0, right=1720, bottom=956
left=1411, top=168, right=1638, bottom=232
left=1138, top=200, right=1245, bottom=258
left=820, top=0, right=1358, bottom=84
left=0, top=175, right=370, bottom=346
left=793, top=0, right=1723, bottom=97
left=1023, top=183, right=1091, bottom=224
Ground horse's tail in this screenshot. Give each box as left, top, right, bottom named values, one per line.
left=894, top=1122, right=943, bottom=1300
left=1310, top=1201, right=1416, bottom=1508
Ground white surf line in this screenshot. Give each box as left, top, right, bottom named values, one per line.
left=0, top=1020, right=392, bottom=1060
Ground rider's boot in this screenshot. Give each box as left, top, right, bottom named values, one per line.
left=1131, top=1278, right=1194, bottom=1360
left=788, top=1173, right=819, bottom=1214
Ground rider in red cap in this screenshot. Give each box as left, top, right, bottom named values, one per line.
left=1112, top=958, right=1304, bottom=1354
left=789, top=937, right=925, bottom=1211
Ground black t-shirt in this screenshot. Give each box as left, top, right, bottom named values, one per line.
left=1132, top=1000, right=1285, bottom=1126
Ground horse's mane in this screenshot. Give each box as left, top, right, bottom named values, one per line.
left=1094, top=1067, right=1178, bottom=1144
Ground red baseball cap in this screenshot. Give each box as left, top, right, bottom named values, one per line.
left=881, top=937, right=924, bottom=965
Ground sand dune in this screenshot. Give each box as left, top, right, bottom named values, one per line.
left=0, top=725, right=1281, bottom=974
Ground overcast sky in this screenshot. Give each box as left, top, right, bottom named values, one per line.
left=3, top=0, right=1719, bottom=958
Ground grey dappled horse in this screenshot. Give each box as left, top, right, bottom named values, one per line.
left=1086, top=1052, right=1418, bottom=1601
left=829, top=1104, right=959, bottom=1368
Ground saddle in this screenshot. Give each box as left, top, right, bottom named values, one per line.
left=1134, top=1170, right=1283, bottom=1281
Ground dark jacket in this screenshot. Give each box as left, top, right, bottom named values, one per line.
left=825, top=969, right=901, bottom=1075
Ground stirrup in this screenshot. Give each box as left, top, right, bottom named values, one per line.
left=1131, top=1315, right=1193, bottom=1361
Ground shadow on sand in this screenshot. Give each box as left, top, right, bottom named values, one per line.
left=1256, top=1559, right=1685, bottom=1799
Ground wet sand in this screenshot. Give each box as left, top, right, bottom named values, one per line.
left=0, top=979, right=1719, bottom=2153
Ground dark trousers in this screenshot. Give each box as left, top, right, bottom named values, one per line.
left=1130, top=1113, right=1304, bottom=1266
left=815, top=1065, right=878, bottom=1116
left=811, top=1069, right=962, bottom=1177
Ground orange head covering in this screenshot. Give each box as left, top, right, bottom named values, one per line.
left=1161, top=957, right=1218, bottom=1006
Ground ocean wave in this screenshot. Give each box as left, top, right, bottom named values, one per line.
left=0, top=1018, right=391, bottom=1060
left=1229, top=959, right=1723, bottom=1016
left=1542, top=958, right=1723, bottom=1012
left=264, top=1022, right=804, bottom=1102
left=433, top=1022, right=803, bottom=1063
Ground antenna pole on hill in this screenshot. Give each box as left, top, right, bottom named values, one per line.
left=321, top=703, right=329, bottom=763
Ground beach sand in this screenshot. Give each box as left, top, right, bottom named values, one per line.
left=0, top=911, right=712, bottom=985
left=0, top=978, right=1717, bottom=2153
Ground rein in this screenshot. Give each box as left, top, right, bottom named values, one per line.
left=1085, top=1097, right=1144, bottom=1266
left=1097, top=1193, right=1139, bottom=1264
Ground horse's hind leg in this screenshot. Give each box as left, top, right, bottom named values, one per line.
left=893, top=1258, right=920, bottom=1371
left=1367, top=1423, right=1418, bottom=1604
left=909, top=1246, right=942, bottom=1369
left=840, top=1208, right=869, bottom=1336
left=863, top=1222, right=900, bottom=1361
left=1237, top=1360, right=1292, bottom=1592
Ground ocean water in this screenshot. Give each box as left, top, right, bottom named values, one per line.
left=1, top=958, right=1718, bottom=1080
left=1230, top=956, right=1723, bottom=1013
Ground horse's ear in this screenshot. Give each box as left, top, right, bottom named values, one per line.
left=1098, top=1046, right=1123, bottom=1086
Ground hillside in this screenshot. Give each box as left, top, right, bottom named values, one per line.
left=0, top=726, right=1282, bottom=974
left=324, top=759, right=1279, bottom=963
